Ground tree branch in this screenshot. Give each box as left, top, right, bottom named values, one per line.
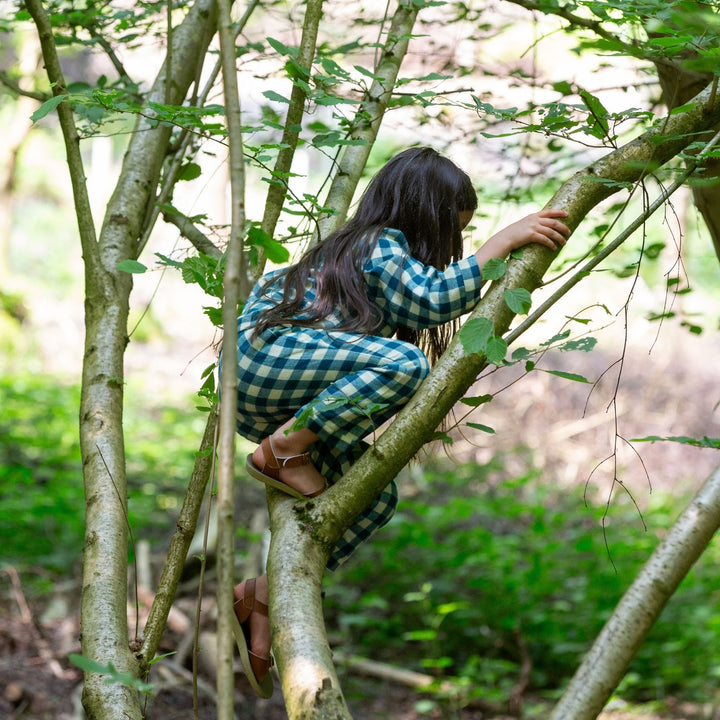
left=216, top=0, right=248, bottom=714
left=88, top=31, right=137, bottom=94
left=258, top=0, right=324, bottom=272
left=0, top=69, right=47, bottom=101
left=316, top=0, right=420, bottom=240
left=137, top=408, right=218, bottom=665
left=162, top=208, right=223, bottom=260
left=23, top=0, right=100, bottom=272
left=138, top=0, right=260, bottom=259
left=551, top=464, right=720, bottom=720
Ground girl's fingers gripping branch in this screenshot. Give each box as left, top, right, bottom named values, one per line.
left=478, top=208, right=571, bottom=269
left=534, top=208, right=571, bottom=250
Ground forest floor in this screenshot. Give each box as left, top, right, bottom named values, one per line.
left=1, top=577, right=716, bottom=720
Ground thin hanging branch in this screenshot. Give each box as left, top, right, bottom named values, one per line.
left=215, top=0, right=248, bottom=715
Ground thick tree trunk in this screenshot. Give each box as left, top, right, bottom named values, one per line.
left=654, top=61, right=720, bottom=263
left=267, top=81, right=720, bottom=719
left=550, top=464, right=720, bottom=720
left=24, top=1, right=219, bottom=717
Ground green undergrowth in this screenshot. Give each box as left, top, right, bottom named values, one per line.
left=324, top=462, right=720, bottom=708
left=0, top=374, right=204, bottom=579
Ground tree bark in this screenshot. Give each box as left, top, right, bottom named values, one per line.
left=267, top=81, right=720, bottom=719
left=316, top=1, right=420, bottom=240
left=654, top=64, right=720, bottom=262
left=25, top=1, right=220, bottom=718
left=215, top=0, right=248, bottom=714
left=550, top=464, right=720, bottom=720
left=260, top=0, right=325, bottom=265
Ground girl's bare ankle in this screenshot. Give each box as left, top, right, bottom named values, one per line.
left=270, top=432, right=308, bottom=458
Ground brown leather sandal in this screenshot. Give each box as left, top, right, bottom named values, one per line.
left=232, top=578, right=274, bottom=698
left=245, top=437, right=327, bottom=499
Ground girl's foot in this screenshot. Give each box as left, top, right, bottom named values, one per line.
left=232, top=576, right=273, bottom=698
left=247, top=434, right=327, bottom=499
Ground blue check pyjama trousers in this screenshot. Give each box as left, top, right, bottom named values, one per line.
left=234, top=325, right=430, bottom=570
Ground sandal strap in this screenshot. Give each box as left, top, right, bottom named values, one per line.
left=261, top=437, right=311, bottom=477
left=234, top=578, right=269, bottom=623
left=249, top=649, right=275, bottom=671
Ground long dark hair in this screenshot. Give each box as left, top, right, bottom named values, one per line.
left=252, top=147, right=478, bottom=364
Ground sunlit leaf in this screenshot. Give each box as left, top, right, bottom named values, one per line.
left=543, top=370, right=592, bottom=383
left=467, top=422, right=495, bottom=434
left=117, top=259, right=147, bottom=274
left=504, top=288, right=532, bottom=315
left=30, top=94, right=67, bottom=122
left=459, top=317, right=493, bottom=355
left=486, top=335, right=507, bottom=365
left=482, top=258, right=507, bottom=281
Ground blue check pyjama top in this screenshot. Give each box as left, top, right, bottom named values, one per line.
left=234, top=227, right=484, bottom=569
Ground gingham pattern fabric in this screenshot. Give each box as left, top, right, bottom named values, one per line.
left=233, top=228, right=485, bottom=569
left=238, top=228, right=484, bottom=337
left=234, top=327, right=429, bottom=451
left=311, top=442, right=398, bottom=570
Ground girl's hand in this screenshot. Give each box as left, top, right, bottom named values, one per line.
left=475, top=209, right=571, bottom=270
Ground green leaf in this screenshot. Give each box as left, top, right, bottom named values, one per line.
left=467, top=422, right=495, bottom=434
left=117, top=259, right=147, bottom=274
left=543, top=370, right=592, bottom=384
left=204, top=306, right=223, bottom=327
left=481, top=258, right=507, bottom=281
left=541, top=330, right=571, bottom=347
left=263, top=90, right=291, bottom=104
left=552, top=80, right=574, bottom=95
left=177, top=162, right=202, bottom=181
left=504, top=288, right=532, bottom=315
left=267, top=36, right=298, bottom=58
left=559, top=337, right=597, bottom=352
left=669, top=101, right=697, bottom=115
left=486, top=336, right=507, bottom=365
left=431, top=431, right=454, bottom=444
left=511, top=346, right=532, bottom=361
left=247, top=226, right=290, bottom=264
left=31, top=94, right=67, bottom=122
left=460, top=394, right=493, bottom=407
left=70, top=653, right=111, bottom=675
left=155, top=252, right=184, bottom=269
left=459, top=317, right=493, bottom=355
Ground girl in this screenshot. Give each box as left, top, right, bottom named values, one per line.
left=231, top=147, right=570, bottom=697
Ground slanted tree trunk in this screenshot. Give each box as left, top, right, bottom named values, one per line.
left=551, top=464, right=720, bottom=720
left=266, top=81, right=720, bottom=719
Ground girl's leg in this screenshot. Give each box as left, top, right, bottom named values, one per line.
left=239, top=329, right=430, bottom=496
left=234, top=573, right=270, bottom=667
left=293, top=333, right=430, bottom=454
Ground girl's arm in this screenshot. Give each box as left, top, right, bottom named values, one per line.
left=474, top=208, right=570, bottom=271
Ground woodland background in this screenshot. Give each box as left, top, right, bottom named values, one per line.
left=1, top=0, right=720, bottom=718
